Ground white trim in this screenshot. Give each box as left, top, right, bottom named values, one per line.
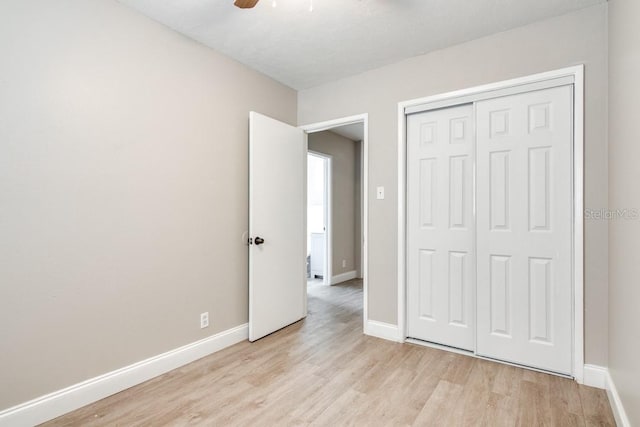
left=326, top=156, right=332, bottom=285
left=0, top=324, right=248, bottom=427
left=301, top=114, right=368, bottom=133
left=583, top=364, right=608, bottom=389
left=572, top=68, right=585, bottom=384
left=300, top=114, right=369, bottom=333
left=302, top=132, right=309, bottom=317
left=331, top=270, right=357, bottom=285
left=397, top=97, right=408, bottom=343
left=582, top=365, right=632, bottom=427
left=401, top=67, right=580, bottom=114
left=405, top=76, right=574, bottom=115
left=606, top=370, right=632, bottom=427
left=364, top=320, right=402, bottom=342
left=363, top=118, right=368, bottom=331
left=397, top=66, right=585, bottom=379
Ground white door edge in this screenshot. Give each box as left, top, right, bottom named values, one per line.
left=300, top=114, right=369, bottom=332
left=397, top=65, right=585, bottom=382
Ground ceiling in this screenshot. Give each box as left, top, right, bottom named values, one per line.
left=119, top=0, right=604, bottom=90
left=330, top=123, right=364, bottom=142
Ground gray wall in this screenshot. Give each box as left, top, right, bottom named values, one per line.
left=309, top=131, right=360, bottom=278
left=608, top=0, right=640, bottom=423
left=0, top=0, right=296, bottom=410
left=299, top=4, right=609, bottom=365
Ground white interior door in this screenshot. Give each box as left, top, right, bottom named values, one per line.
left=406, top=104, right=475, bottom=351
left=249, top=112, right=307, bottom=342
left=475, top=86, right=573, bottom=374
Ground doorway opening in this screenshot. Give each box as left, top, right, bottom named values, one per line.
left=307, top=151, right=330, bottom=286
left=301, top=115, right=368, bottom=332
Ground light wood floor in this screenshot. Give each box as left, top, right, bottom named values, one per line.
left=45, top=279, right=615, bottom=426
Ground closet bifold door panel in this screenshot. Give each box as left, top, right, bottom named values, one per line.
left=406, top=104, right=475, bottom=351
left=475, top=85, right=573, bottom=375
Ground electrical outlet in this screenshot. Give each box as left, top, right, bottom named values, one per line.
left=342, top=259, right=347, bottom=268
left=200, top=312, right=209, bottom=329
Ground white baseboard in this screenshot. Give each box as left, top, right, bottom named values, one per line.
left=0, top=324, right=248, bottom=427
left=605, top=369, right=631, bottom=427
left=330, top=270, right=357, bottom=285
left=581, top=364, right=631, bottom=427
left=364, top=320, right=402, bottom=342
left=583, top=364, right=607, bottom=389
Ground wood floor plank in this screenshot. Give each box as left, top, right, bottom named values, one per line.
left=492, top=363, right=524, bottom=397
left=43, top=279, right=616, bottom=426
left=442, top=353, right=476, bottom=386
left=579, top=384, right=617, bottom=427
left=516, top=380, right=553, bottom=426
left=548, top=374, right=586, bottom=426
left=413, top=380, right=465, bottom=426
left=453, top=362, right=495, bottom=427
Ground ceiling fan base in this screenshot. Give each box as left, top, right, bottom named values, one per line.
left=234, top=0, right=260, bottom=8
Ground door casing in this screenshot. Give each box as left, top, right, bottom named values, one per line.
left=397, top=66, right=585, bottom=382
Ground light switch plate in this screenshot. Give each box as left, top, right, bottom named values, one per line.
left=376, top=186, right=385, bottom=200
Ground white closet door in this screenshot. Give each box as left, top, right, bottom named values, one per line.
left=476, top=86, right=573, bottom=374
left=407, top=104, right=475, bottom=351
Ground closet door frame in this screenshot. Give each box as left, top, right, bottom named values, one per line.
left=396, top=65, right=585, bottom=383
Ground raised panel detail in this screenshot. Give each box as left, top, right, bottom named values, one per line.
left=529, top=103, right=551, bottom=133
left=450, top=117, right=468, bottom=143
left=419, top=158, right=437, bottom=228
left=529, top=258, right=553, bottom=344
left=408, top=103, right=475, bottom=352
left=419, top=250, right=435, bottom=320
left=529, top=147, right=551, bottom=231
left=490, top=151, right=510, bottom=230
left=449, top=251, right=467, bottom=326
left=475, top=86, right=572, bottom=374
left=490, top=110, right=510, bottom=138
left=490, top=255, right=511, bottom=336
left=420, top=122, right=437, bottom=146
left=449, top=155, right=467, bottom=229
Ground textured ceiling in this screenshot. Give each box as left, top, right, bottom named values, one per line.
left=331, top=123, right=364, bottom=142
left=119, top=0, right=604, bottom=89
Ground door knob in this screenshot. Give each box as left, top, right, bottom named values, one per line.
left=254, top=236, right=265, bottom=245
